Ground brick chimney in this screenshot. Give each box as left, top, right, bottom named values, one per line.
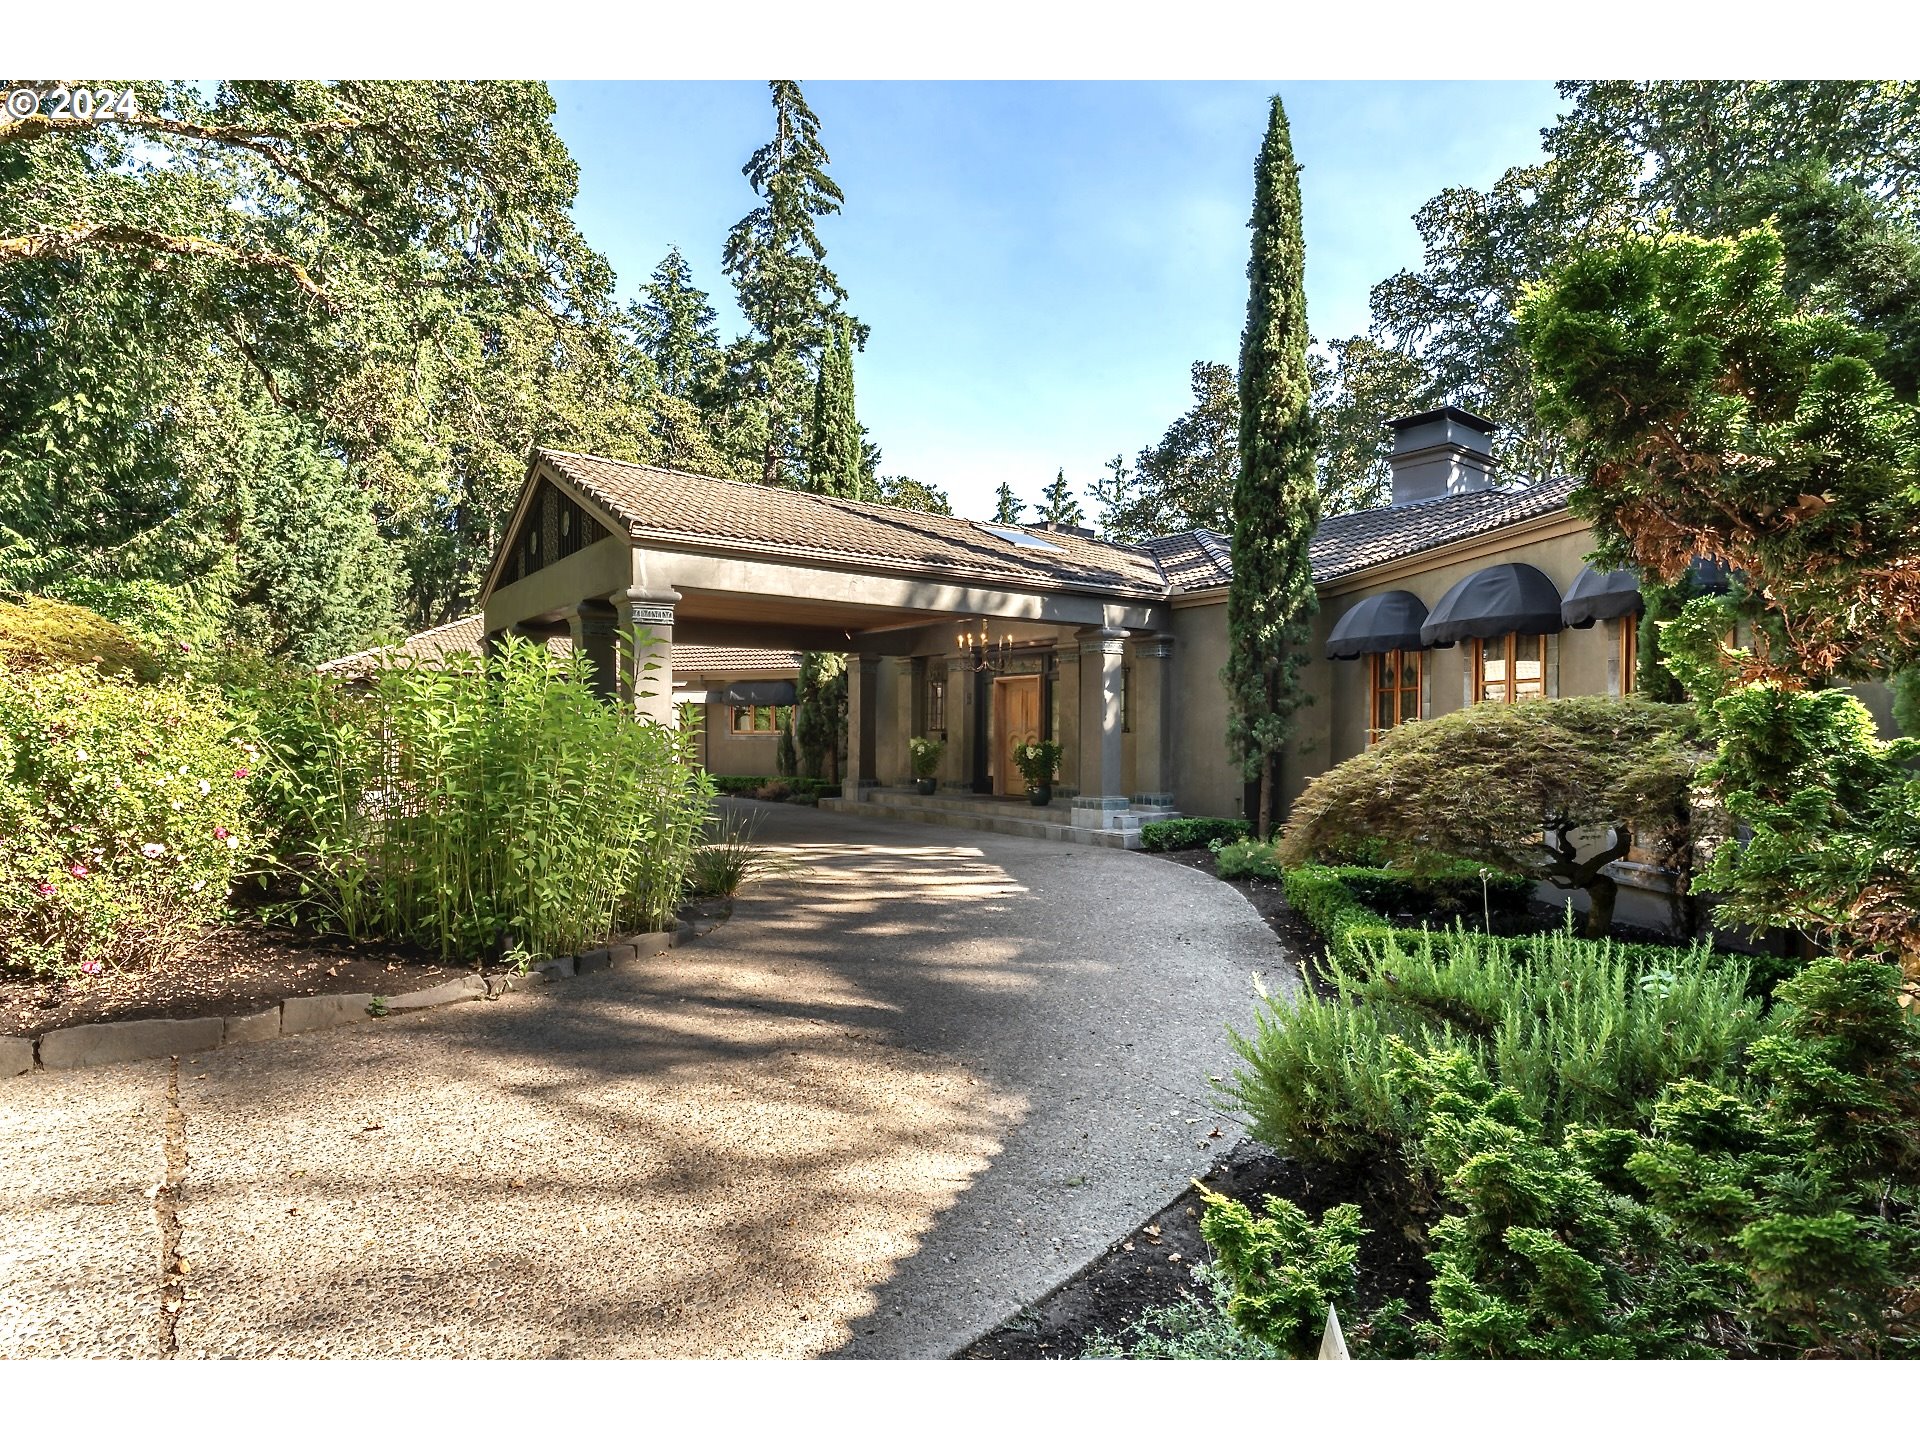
left=1386, top=406, right=1497, bottom=506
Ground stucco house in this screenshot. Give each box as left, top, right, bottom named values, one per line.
left=379, top=404, right=1889, bottom=924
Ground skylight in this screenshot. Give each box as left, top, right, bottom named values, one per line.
left=976, top=522, right=1063, bottom=552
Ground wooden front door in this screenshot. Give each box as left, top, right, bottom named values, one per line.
left=994, top=675, right=1042, bottom=796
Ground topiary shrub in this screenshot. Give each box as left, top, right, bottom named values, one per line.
left=0, top=664, right=257, bottom=977
left=1139, top=816, right=1251, bottom=852
left=0, top=595, right=164, bottom=681
left=1196, top=1186, right=1367, bottom=1358
left=708, top=774, right=776, bottom=796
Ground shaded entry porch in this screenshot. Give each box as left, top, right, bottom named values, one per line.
left=476, top=452, right=1185, bottom=829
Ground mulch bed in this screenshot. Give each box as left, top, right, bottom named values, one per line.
left=1, top=925, right=496, bottom=1039
left=962, top=1138, right=1432, bottom=1359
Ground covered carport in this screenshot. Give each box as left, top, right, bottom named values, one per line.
left=477, top=449, right=1181, bottom=820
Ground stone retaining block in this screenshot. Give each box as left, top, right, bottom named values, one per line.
left=223, top=1008, right=281, bottom=1046
left=39, top=1016, right=225, bottom=1070
left=281, top=993, right=376, bottom=1034
left=386, top=975, right=487, bottom=1012
left=2, top=1035, right=34, bottom=1076
left=575, top=948, right=613, bottom=974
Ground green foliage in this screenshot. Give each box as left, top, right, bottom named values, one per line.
left=633, top=247, right=721, bottom=401
left=907, top=735, right=944, bottom=779
left=0, top=595, right=163, bottom=681
left=990, top=481, right=1024, bottom=526
left=794, top=652, right=846, bottom=781
left=719, top=81, right=858, bottom=487
left=808, top=319, right=864, bottom=499
left=685, top=808, right=791, bottom=899
left=1522, top=223, right=1920, bottom=686
left=1118, top=361, right=1239, bottom=536
left=1214, top=838, right=1284, bottom=881
left=1088, top=454, right=1138, bottom=542
left=251, top=636, right=710, bottom=962
left=1038, top=468, right=1083, bottom=529
left=1309, top=335, right=1435, bottom=514
left=1692, top=681, right=1920, bottom=991
left=1224, top=96, right=1319, bottom=835
left=1011, top=739, right=1063, bottom=787
left=1138, top=816, right=1250, bottom=852
left=871, top=474, right=951, bottom=514
left=1281, top=697, right=1706, bottom=937
left=0, top=663, right=255, bottom=977
left=1196, top=1186, right=1365, bottom=1357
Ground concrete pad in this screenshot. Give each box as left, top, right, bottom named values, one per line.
left=0, top=1063, right=170, bottom=1356
left=39, top=1016, right=224, bottom=1069
left=281, top=993, right=374, bottom=1034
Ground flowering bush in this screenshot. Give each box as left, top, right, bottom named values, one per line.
left=0, top=664, right=256, bottom=977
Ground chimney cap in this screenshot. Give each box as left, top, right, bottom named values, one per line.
left=1386, top=404, right=1498, bottom=436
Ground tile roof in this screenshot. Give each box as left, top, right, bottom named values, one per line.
left=317, top=614, right=493, bottom=678
left=672, top=646, right=802, bottom=674
left=1307, top=476, right=1581, bottom=585
left=534, top=450, right=1168, bottom=598
left=1138, top=529, right=1235, bottom=591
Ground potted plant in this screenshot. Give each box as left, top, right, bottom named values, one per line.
left=908, top=735, right=944, bottom=795
left=1012, top=739, right=1063, bottom=806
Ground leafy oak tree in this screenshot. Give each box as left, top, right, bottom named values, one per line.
left=1225, top=95, right=1320, bottom=840
left=1117, top=361, right=1239, bottom=537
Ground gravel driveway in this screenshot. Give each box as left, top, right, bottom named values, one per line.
left=0, top=800, right=1294, bottom=1358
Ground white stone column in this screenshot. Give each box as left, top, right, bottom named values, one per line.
left=846, top=654, right=881, bottom=793
left=615, top=587, right=678, bottom=727
left=1053, top=642, right=1081, bottom=795
left=1130, top=634, right=1176, bottom=807
left=1073, top=627, right=1129, bottom=827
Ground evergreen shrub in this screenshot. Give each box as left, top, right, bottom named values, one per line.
left=0, top=664, right=255, bottom=976
left=1139, top=816, right=1251, bottom=852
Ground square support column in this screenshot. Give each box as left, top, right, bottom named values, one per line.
left=941, top=654, right=973, bottom=790
left=1053, top=643, right=1081, bottom=796
left=888, top=657, right=918, bottom=785
left=567, top=600, right=620, bottom=704
left=615, top=588, right=678, bottom=727
left=846, top=654, right=881, bottom=794
left=1073, top=627, right=1129, bottom=827
left=1129, top=635, right=1176, bottom=808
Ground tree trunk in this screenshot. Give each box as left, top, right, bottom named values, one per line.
left=1584, top=871, right=1619, bottom=939
left=1258, top=752, right=1277, bottom=841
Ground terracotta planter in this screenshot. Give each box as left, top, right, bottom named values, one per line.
left=915, top=777, right=937, bottom=795
left=1027, top=783, right=1052, bottom=807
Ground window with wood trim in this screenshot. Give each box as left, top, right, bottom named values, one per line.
left=1368, top=649, right=1423, bottom=744
left=1618, top=618, right=1638, bottom=695
left=1472, top=633, right=1548, bottom=704
left=729, top=704, right=794, bottom=734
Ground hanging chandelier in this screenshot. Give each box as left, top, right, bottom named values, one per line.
left=956, top=616, right=1013, bottom=673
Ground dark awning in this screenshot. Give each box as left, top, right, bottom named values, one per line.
left=1326, top=590, right=1430, bottom=660
left=1420, top=563, right=1565, bottom=649
left=713, top=680, right=796, bottom=705
left=1561, top=564, right=1643, bottom=628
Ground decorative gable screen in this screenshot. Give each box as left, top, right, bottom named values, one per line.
left=504, top=481, right=610, bottom=585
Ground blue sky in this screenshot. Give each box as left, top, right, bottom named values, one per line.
left=551, top=81, right=1564, bottom=521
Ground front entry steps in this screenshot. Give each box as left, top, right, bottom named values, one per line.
left=819, top=787, right=1179, bottom=850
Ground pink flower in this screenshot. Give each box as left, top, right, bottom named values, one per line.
left=36, top=882, right=55, bottom=895
left=213, top=826, right=229, bottom=841
left=80, top=960, right=102, bottom=976
left=69, top=862, right=88, bottom=878
left=233, top=766, right=250, bottom=780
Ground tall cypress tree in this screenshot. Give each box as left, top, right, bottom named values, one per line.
left=992, top=481, right=1024, bottom=525
left=1039, top=467, right=1085, bottom=528
left=721, top=81, right=856, bottom=488
left=1223, top=95, right=1320, bottom=840
left=808, top=318, right=863, bottom=498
